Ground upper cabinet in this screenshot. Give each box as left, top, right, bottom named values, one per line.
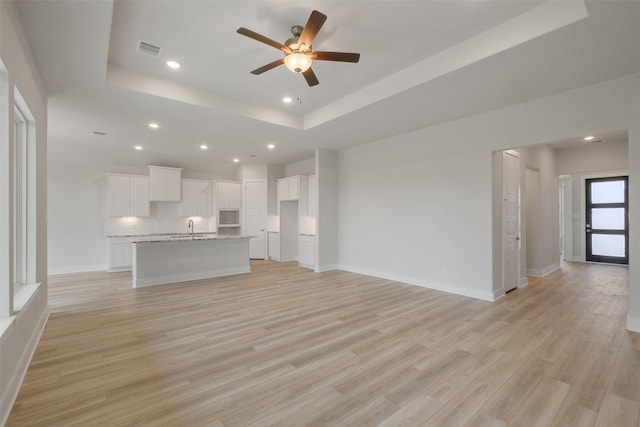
left=148, top=165, right=182, bottom=201
left=179, top=179, right=212, bottom=217
left=277, top=176, right=300, bottom=202
left=215, top=181, right=242, bottom=210
left=107, top=174, right=150, bottom=217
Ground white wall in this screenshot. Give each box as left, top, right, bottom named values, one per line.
left=628, top=124, right=640, bottom=331
left=556, top=140, right=628, bottom=175
left=556, top=141, right=629, bottom=262
left=0, top=0, right=49, bottom=423
left=285, top=157, right=315, bottom=177
left=316, top=149, right=339, bottom=271
left=267, top=164, right=284, bottom=215
left=519, top=144, right=560, bottom=277
left=48, top=161, right=107, bottom=273
left=338, top=72, right=640, bottom=309
left=238, top=163, right=267, bottom=181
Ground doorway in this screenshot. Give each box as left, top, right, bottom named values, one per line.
left=585, top=176, right=628, bottom=264
left=502, top=150, right=521, bottom=292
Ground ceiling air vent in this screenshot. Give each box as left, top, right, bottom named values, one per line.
left=137, top=40, right=161, bottom=57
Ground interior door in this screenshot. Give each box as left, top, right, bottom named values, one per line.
left=245, top=180, right=267, bottom=259
left=503, top=150, right=521, bottom=292
left=585, top=176, right=628, bottom=264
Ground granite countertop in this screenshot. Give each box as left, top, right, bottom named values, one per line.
left=130, top=234, right=251, bottom=244
left=107, top=232, right=217, bottom=238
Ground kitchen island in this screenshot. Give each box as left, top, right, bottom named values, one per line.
left=130, top=235, right=251, bottom=288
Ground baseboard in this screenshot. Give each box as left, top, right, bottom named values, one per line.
left=1, top=303, right=49, bottom=426
left=526, top=262, right=560, bottom=278
left=133, top=266, right=251, bottom=288
left=627, top=314, right=640, bottom=333
left=338, top=264, right=494, bottom=302
left=493, top=287, right=506, bottom=301
left=316, top=264, right=339, bottom=273
left=519, top=276, right=529, bottom=287
left=48, top=264, right=106, bottom=275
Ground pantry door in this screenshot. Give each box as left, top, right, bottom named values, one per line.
left=585, top=176, right=628, bottom=264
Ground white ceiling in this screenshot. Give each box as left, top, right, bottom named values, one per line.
left=15, top=0, right=640, bottom=174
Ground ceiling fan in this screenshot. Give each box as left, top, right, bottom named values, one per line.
left=237, top=10, right=360, bottom=87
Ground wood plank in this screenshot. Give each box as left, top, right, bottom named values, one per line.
left=6, top=260, right=638, bottom=426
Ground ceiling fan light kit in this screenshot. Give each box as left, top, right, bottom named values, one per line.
left=237, top=10, right=360, bottom=87
left=284, top=52, right=312, bottom=73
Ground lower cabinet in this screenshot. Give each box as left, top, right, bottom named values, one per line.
left=107, top=237, right=132, bottom=272
left=268, top=232, right=280, bottom=261
left=298, top=235, right=315, bottom=270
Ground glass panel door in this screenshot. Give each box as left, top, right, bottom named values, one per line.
left=586, top=176, right=628, bottom=264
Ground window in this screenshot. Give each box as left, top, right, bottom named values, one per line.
left=13, top=105, right=28, bottom=287
left=0, top=81, right=37, bottom=320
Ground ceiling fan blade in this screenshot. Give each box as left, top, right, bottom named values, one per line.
left=237, top=27, right=292, bottom=53
left=298, top=10, right=327, bottom=49
left=302, top=68, right=319, bottom=87
left=250, top=58, right=285, bottom=75
left=312, top=51, right=360, bottom=63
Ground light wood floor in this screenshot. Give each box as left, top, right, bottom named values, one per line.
left=7, top=261, right=640, bottom=426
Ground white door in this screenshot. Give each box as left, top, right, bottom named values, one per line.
left=503, top=150, right=521, bottom=292
left=245, top=180, right=267, bottom=259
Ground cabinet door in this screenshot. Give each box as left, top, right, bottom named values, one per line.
left=108, top=175, right=130, bottom=217
left=216, top=182, right=241, bottom=210
left=216, top=182, right=229, bottom=209
left=196, top=181, right=212, bottom=216
left=298, top=235, right=315, bottom=269
left=165, top=168, right=182, bottom=201
left=277, top=179, right=289, bottom=202
left=148, top=167, right=166, bottom=201
left=288, top=177, right=300, bottom=201
left=179, top=180, right=197, bottom=217
left=129, top=176, right=150, bottom=216
left=149, top=166, right=182, bottom=201
left=108, top=239, right=132, bottom=271
left=227, top=182, right=242, bottom=210
left=268, top=233, right=280, bottom=261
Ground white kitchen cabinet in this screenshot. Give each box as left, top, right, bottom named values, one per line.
left=148, top=165, right=182, bottom=201
left=107, top=237, right=132, bottom=272
left=107, top=174, right=149, bottom=217
left=215, top=181, right=242, bottom=210
left=298, top=235, right=315, bottom=270
left=268, top=232, right=280, bottom=261
left=179, top=179, right=212, bottom=217
left=277, top=176, right=300, bottom=202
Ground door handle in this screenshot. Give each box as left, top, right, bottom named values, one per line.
left=515, top=236, right=520, bottom=241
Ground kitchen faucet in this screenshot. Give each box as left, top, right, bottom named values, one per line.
left=188, top=219, right=194, bottom=238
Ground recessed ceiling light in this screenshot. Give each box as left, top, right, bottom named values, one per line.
left=148, top=122, right=159, bottom=129
left=267, top=144, right=275, bottom=149
left=583, top=135, right=595, bottom=141
left=233, top=158, right=240, bottom=163
left=134, top=145, right=143, bottom=151
left=282, top=97, right=292, bottom=103
left=200, top=144, right=208, bottom=150
left=166, top=60, right=181, bottom=69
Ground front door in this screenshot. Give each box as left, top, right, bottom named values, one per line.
left=585, top=176, right=628, bottom=264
